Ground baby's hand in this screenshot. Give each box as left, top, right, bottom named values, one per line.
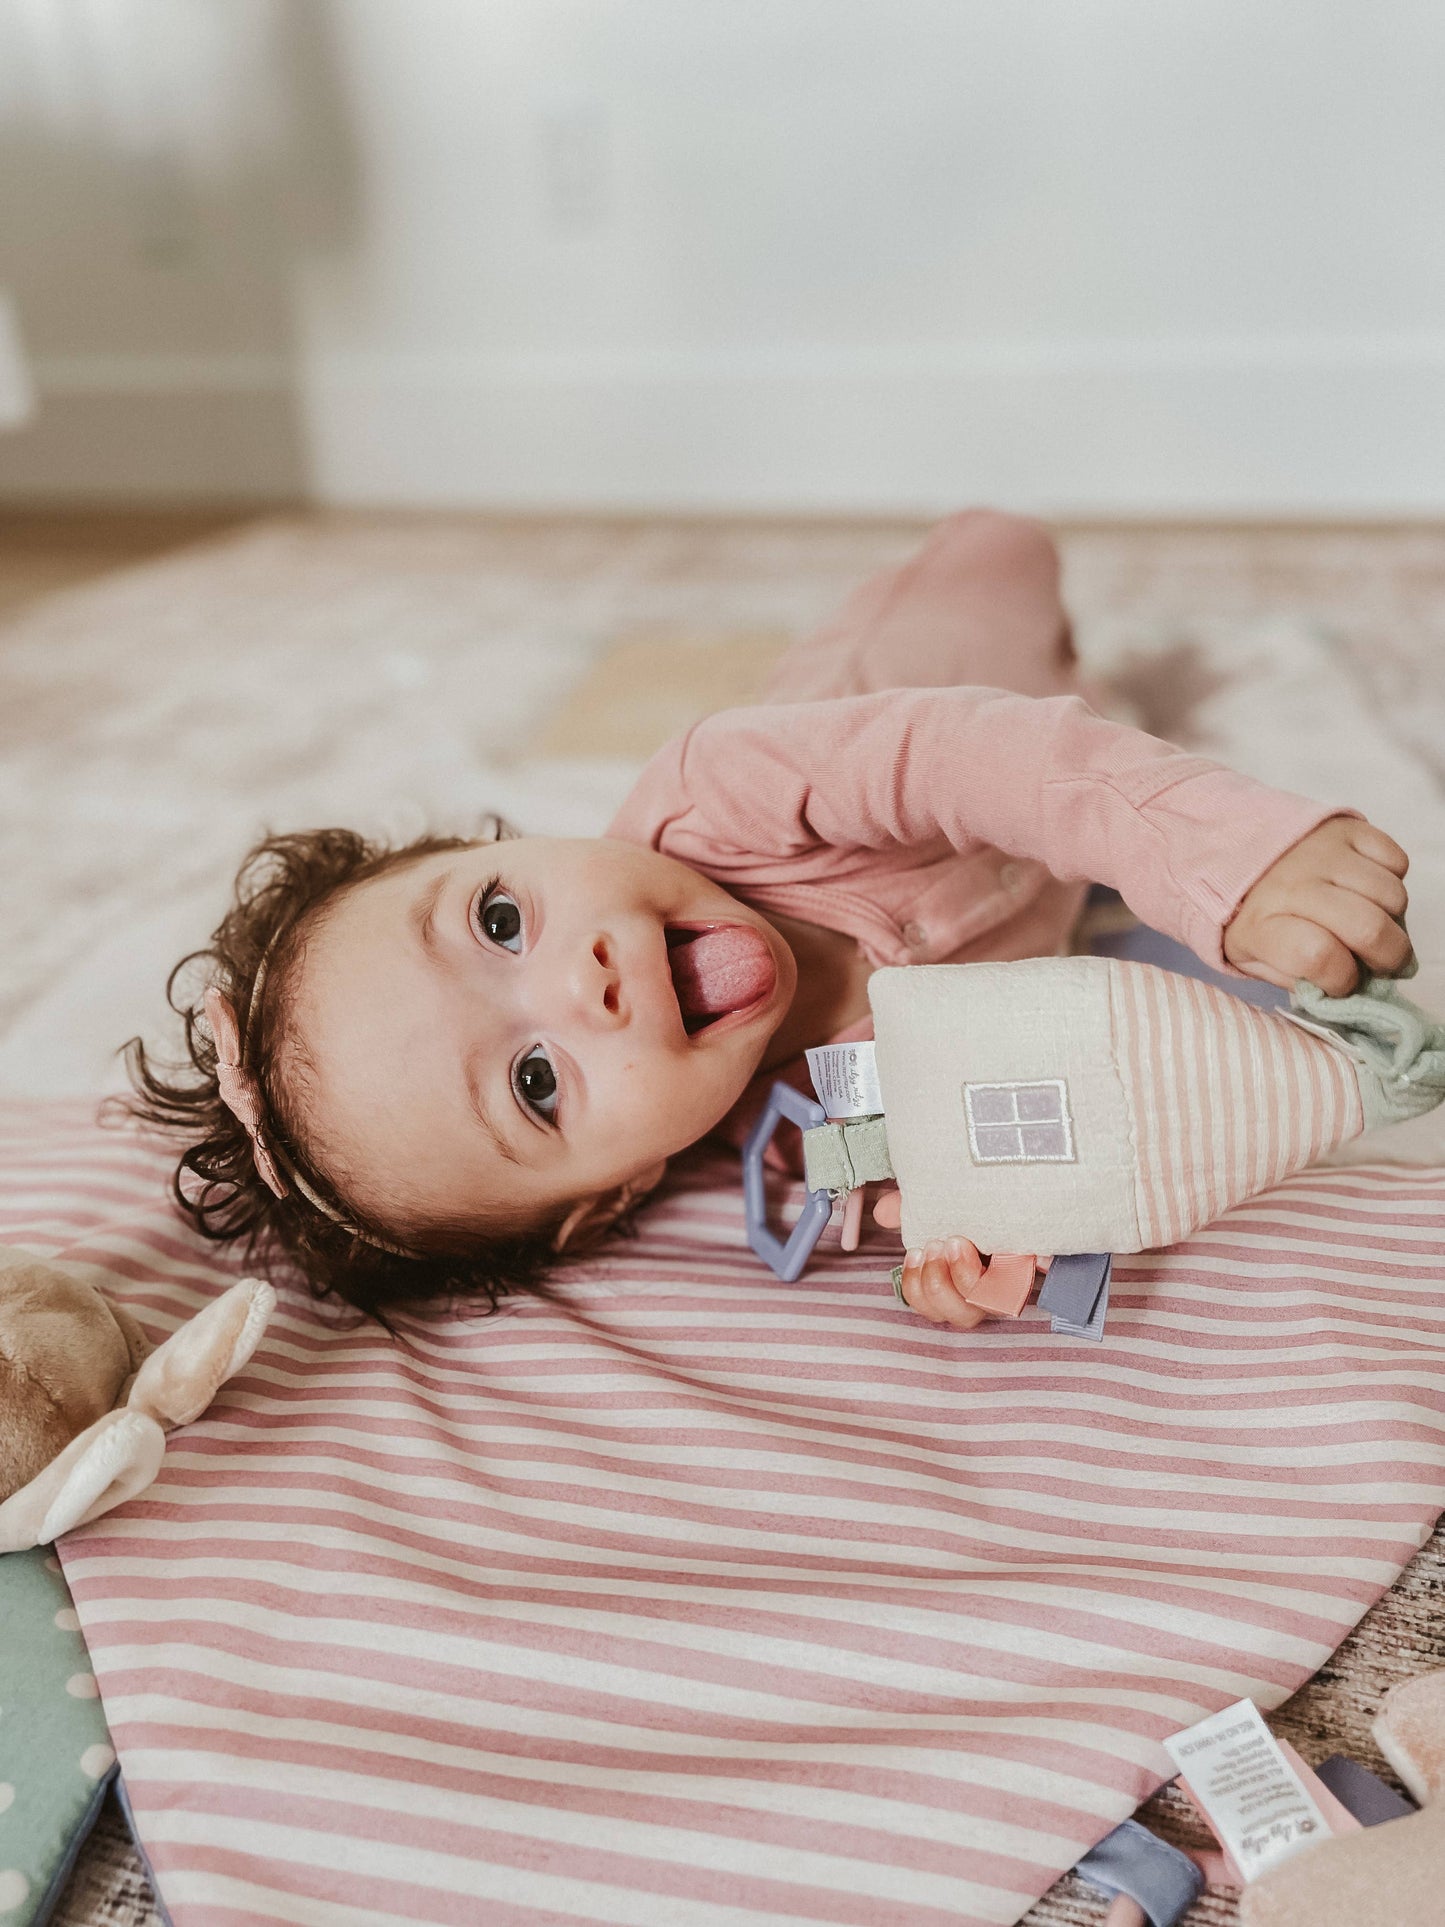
left=1224, top=818, right=1411, bottom=997
left=871, top=1190, right=1044, bottom=1328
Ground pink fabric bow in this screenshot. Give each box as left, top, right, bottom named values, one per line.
left=203, top=986, right=287, bottom=1200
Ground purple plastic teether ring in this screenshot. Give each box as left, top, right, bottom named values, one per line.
left=743, top=1080, right=832, bottom=1282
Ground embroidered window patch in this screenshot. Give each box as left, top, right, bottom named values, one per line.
left=963, top=1079, right=1075, bottom=1163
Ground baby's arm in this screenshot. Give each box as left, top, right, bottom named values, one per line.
left=1220, top=814, right=1410, bottom=993
left=884, top=813, right=1412, bottom=1327
left=621, top=683, right=1365, bottom=975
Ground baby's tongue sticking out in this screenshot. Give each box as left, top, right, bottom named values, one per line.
left=668, top=925, right=775, bottom=1026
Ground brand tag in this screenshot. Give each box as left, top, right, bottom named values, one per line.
left=804, top=1041, right=884, bottom=1120
left=1164, top=1700, right=1330, bottom=1882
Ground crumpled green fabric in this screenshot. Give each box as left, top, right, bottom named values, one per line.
left=802, top=1116, right=894, bottom=1197
left=1291, top=963, right=1445, bottom=1129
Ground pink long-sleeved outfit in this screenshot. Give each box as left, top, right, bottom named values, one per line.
left=607, top=512, right=1340, bottom=1130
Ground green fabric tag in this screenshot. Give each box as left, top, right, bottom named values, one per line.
left=802, top=1116, right=895, bottom=1195
left=0, top=1549, right=114, bottom=1924
left=1291, top=971, right=1445, bottom=1130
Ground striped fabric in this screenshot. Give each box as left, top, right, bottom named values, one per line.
left=1110, top=966, right=1364, bottom=1252
left=3, top=1101, right=1444, bottom=1927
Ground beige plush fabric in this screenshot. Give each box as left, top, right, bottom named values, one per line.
left=0, top=1253, right=147, bottom=1500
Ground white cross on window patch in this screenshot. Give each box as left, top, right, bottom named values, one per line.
left=963, top=1079, right=1075, bottom=1164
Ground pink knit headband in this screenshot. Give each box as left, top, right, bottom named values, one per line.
left=203, top=984, right=288, bottom=1200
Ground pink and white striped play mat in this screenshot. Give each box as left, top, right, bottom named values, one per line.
left=4, top=1100, right=1445, bottom=1927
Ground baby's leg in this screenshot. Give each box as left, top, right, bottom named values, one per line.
left=762, top=509, right=1079, bottom=706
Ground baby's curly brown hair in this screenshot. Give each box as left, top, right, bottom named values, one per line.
left=123, top=824, right=568, bottom=1324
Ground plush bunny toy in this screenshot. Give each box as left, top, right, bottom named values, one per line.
left=0, top=1245, right=274, bottom=1553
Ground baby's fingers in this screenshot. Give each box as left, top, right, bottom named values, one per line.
left=1310, top=881, right=1414, bottom=978
left=1263, top=880, right=1414, bottom=990
left=1349, top=820, right=1409, bottom=878
left=1233, top=905, right=1356, bottom=986
left=1335, top=849, right=1409, bottom=920
left=898, top=1240, right=987, bottom=1328
left=871, top=1189, right=903, bottom=1232
left=1230, top=913, right=1356, bottom=994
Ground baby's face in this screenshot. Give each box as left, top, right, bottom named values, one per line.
left=288, top=837, right=798, bottom=1243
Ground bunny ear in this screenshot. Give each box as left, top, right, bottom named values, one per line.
left=128, top=1278, right=275, bottom=1431
left=0, top=1409, right=166, bottom=1553
left=1373, top=1671, right=1445, bottom=1806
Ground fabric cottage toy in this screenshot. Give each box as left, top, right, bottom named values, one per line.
left=746, top=957, right=1445, bottom=1332
left=0, top=1245, right=274, bottom=1553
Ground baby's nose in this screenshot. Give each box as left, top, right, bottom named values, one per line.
left=572, top=936, right=624, bottom=1026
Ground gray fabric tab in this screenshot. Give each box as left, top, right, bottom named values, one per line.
left=1290, top=971, right=1445, bottom=1130
left=1073, top=1819, right=1205, bottom=1927
left=801, top=1117, right=895, bottom=1197
left=1038, top=1251, right=1111, bottom=1326
left=1051, top=1271, right=1109, bottom=1342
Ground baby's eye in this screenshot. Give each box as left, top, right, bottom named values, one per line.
left=513, top=1046, right=559, bottom=1121
left=476, top=886, right=523, bottom=952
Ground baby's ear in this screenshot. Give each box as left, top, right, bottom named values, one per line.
left=552, top=1161, right=667, bottom=1253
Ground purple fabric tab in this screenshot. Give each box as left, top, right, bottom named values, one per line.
left=1039, top=1250, right=1112, bottom=1325
left=1315, top=1754, right=1417, bottom=1826
left=1054, top=1271, right=1109, bottom=1342
left=1055, top=1279, right=1117, bottom=1341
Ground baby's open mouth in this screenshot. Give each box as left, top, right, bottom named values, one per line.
left=665, top=924, right=775, bottom=1034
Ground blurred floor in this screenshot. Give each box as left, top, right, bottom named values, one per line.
left=0, top=510, right=258, bottom=621
left=5, top=508, right=1445, bottom=762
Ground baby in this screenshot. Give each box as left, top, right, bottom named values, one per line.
left=128, top=512, right=1412, bottom=1327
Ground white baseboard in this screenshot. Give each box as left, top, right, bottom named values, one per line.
left=4, top=339, right=1443, bottom=513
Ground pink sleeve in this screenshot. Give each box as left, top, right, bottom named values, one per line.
left=608, top=686, right=1348, bottom=971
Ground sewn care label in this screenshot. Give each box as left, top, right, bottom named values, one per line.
left=805, top=1041, right=884, bottom=1120
left=1164, top=1700, right=1331, bottom=1882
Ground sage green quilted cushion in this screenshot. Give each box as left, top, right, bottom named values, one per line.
left=0, top=1548, right=114, bottom=1923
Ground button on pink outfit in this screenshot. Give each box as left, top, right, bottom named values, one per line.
left=606, top=511, right=1343, bottom=1148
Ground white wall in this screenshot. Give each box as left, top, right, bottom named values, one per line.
left=1, top=0, right=1443, bottom=514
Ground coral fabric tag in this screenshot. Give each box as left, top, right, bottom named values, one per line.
left=805, top=1042, right=884, bottom=1119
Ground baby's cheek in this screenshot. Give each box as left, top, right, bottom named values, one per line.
left=643, top=1055, right=762, bottom=1156
left=620, top=1054, right=707, bottom=1138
